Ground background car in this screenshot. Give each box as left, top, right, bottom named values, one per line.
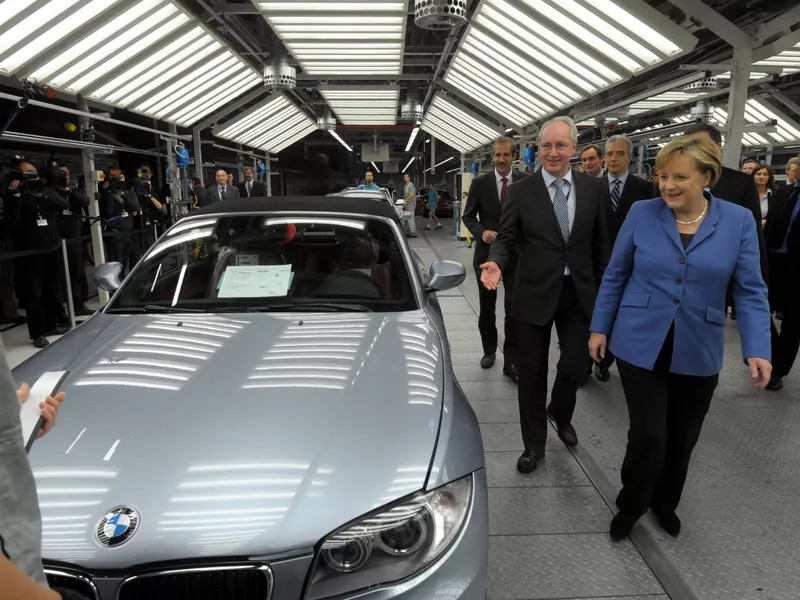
left=17, top=196, right=488, bottom=600
left=415, top=188, right=456, bottom=218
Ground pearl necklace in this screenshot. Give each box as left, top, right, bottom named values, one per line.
left=674, top=200, right=708, bottom=225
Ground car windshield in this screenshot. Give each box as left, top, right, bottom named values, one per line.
left=107, top=213, right=417, bottom=313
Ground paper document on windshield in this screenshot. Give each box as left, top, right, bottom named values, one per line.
left=218, top=264, right=292, bottom=298
left=20, top=370, right=68, bottom=453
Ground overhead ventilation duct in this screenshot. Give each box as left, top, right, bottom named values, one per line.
left=399, top=82, right=424, bottom=122
left=683, top=75, right=718, bottom=94
left=414, top=0, right=468, bottom=30
left=318, top=109, right=336, bottom=131
left=605, top=106, right=630, bottom=120
left=264, top=40, right=296, bottom=90
left=690, top=99, right=713, bottom=122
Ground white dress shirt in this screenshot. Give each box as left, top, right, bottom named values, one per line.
left=541, top=167, right=576, bottom=275
left=607, top=170, right=629, bottom=196
left=760, top=189, right=771, bottom=219
left=495, top=168, right=512, bottom=201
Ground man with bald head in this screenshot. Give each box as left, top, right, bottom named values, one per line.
left=196, top=169, right=240, bottom=207
left=481, top=116, right=610, bottom=472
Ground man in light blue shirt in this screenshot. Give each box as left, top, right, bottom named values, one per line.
left=356, top=170, right=381, bottom=191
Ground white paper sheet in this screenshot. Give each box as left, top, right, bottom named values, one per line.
left=20, top=370, right=68, bottom=452
left=217, top=265, right=292, bottom=298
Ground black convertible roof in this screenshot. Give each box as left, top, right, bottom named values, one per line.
left=189, top=196, right=398, bottom=221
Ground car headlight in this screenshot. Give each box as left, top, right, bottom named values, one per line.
left=306, top=474, right=473, bottom=599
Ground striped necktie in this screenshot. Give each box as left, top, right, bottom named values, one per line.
left=611, top=179, right=621, bottom=212
left=552, top=179, right=570, bottom=242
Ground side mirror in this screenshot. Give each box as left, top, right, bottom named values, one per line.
left=94, top=262, right=124, bottom=293
left=400, top=211, right=412, bottom=221
left=424, top=260, right=466, bottom=293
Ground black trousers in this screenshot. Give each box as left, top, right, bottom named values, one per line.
left=517, top=276, right=588, bottom=453
left=474, top=265, right=517, bottom=367
left=16, top=252, right=66, bottom=339
left=615, top=355, right=718, bottom=519
left=769, top=252, right=800, bottom=377
left=106, top=229, right=131, bottom=274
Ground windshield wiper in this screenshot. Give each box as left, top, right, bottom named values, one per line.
left=246, top=303, right=372, bottom=313
left=106, top=305, right=206, bottom=314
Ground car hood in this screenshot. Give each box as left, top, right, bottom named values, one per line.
left=25, top=311, right=444, bottom=570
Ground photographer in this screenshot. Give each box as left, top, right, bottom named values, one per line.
left=3, top=162, right=70, bottom=348
left=99, top=171, right=140, bottom=274
left=129, top=165, right=165, bottom=269
left=0, top=164, right=25, bottom=325
left=42, top=166, right=90, bottom=316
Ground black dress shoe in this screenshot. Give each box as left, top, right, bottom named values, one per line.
left=480, top=353, right=496, bottom=369
left=516, top=449, right=543, bottom=473
left=74, top=304, right=93, bottom=316
left=46, top=325, right=71, bottom=336
left=556, top=423, right=578, bottom=447
left=766, top=376, right=783, bottom=391
left=33, top=336, right=50, bottom=349
left=594, top=363, right=610, bottom=382
left=503, top=364, right=519, bottom=383
left=653, top=509, right=681, bottom=537
left=609, top=512, right=638, bottom=541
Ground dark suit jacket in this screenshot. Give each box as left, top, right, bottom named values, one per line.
left=764, top=183, right=800, bottom=256
left=462, top=170, right=527, bottom=267
left=711, top=166, right=769, bottom=284
left=236, top=180, right=266, bottom=198
left=604, top=173, right=657, bottom=245
left=488, top=169, right=611, bottom=325
left=195, top=185, right=240, bottom=208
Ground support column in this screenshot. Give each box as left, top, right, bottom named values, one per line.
left=265, top=153, right=272, bottom=196
left=193, top=128, right=203, bottom=185
left=77, top=95, right=108, bottom=305
left=723, top=46, right=752, bottom=169
left=765, top=144, right=773, bottom=165
left=236, top=143, right=244, bottom=181
left=430, top=136, right=435, bottom=175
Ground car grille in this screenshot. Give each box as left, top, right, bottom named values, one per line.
left=118, top=566, right=272, bottom=600
left=46, top=571, right=98, bottom=600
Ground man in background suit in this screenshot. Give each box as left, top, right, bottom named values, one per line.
left=481, top=117, right=610, bottom=473
left=684, top=123, right=768, bottom=290
left=594, top=134, right=657, bottom=382
left=763, top=167, right=800, bottom=391
left=197, top=169, right=240, bottom=207
left=462, top=136, right=526, bottom=381
left=236, top=166, right=265, bottom=198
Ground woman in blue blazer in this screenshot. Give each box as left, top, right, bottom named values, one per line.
left=588, top=135, right=772, bottom=541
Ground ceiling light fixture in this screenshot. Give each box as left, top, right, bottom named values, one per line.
left=405, top=127, right=420, bottom=152
left=402, top=157, right=415, bottom=173
left=370, top=161, right=380, bottom=173
left=329, top=130, right=353, bottom=152
left=420, top=93, right=504, bottom=154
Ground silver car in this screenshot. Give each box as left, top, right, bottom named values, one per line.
left=17, top=196, right=488, bottom=600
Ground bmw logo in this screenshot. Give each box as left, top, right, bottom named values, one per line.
left=95, top=507, right=140, bottom=547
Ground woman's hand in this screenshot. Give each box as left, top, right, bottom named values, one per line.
left=18, top=383, right=66, bottom=438
left=589, top=333, right=607, bottom=362
left=747, top=357, right=772, bottom=389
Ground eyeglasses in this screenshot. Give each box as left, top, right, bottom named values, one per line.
left=541, top=143, right=571, bottom=152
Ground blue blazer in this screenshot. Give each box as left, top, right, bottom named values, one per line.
left=590, top=195, right=771, bottom=377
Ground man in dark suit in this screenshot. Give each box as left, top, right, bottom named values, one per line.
left=462, top=137, right=526, bottom=380
left=594, top=134, right=657, bottom=382
left=763, top=168, right=800, bottom=391
left=684, top=123, right=769, bottom=291
left=236, top=166, right=266, bottom=198
left=196, top=169, right=240, bottom=208
left=482, top=117, right=610, bottom=473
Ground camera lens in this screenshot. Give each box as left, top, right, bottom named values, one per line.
left=322, top=536, right=372, bottom=572
left=375, top=513, right=427, bottom=556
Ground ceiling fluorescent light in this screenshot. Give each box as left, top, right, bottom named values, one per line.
left=405, top=127, right=420, bottom=152
left=259, top=2, right=405, bottom=11
left=446, top=167, right=460, bottom=173
left=402, top=157, right=415, bottom=173
left=370, top=162, right=380, bottom=173
left=330, top=131, right=353, bottom=152
left=425, top=157, right=454, bottom=173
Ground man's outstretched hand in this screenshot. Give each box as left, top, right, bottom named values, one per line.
left=480, top=262, right=502, bottom=290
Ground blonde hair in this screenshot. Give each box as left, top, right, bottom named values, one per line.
left=656, top=134, right=722, bottom=187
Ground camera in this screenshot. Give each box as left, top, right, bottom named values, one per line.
left=135, top=179, right=150, bottom=196
left=22, top=178, right=44, bottom=196
left=50, top=170, right=68, bottom=189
